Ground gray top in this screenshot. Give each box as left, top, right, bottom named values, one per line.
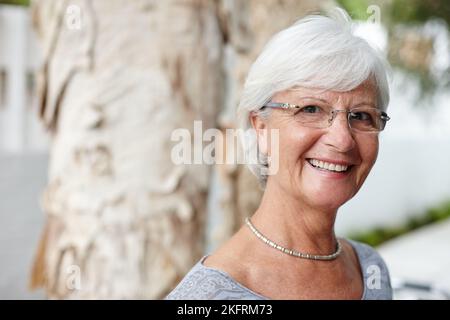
left=166, top=239, right=392, bottom=300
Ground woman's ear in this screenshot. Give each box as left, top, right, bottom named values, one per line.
left=250, top=112, right=268, bottom=155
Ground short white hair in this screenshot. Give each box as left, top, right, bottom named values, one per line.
left=237, top=8, right=391, bottom=187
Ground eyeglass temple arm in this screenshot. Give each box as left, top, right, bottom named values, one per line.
left=261, top=102, right=300, bottom=110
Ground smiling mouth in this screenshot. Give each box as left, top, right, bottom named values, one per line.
left=306, top=158, right=354, bottom=173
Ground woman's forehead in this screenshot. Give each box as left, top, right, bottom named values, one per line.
left=280, top=81, right=378, bottom=105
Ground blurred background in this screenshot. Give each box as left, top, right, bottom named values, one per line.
left=0, top=0, right=449, bottom=300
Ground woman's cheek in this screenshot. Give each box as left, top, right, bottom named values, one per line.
left=365, top=138, right=379, bottom=170
left=356, top=137, right=379, bottom=185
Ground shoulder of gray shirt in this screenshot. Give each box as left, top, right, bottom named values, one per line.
left=165, top=239, right=393, bottom=300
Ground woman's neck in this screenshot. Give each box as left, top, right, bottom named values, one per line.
left=251, top=179, right=339, bottom=255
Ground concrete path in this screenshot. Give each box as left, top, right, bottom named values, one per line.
left=378, top=219, right=450, bottom=299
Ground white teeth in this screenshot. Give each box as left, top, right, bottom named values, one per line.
left=308, top=159, right=349, bottom=172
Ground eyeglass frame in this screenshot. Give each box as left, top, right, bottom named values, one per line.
left=259, top=102, right=391, bottom=133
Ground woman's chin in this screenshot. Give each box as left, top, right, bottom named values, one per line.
left=305, top=196, right=349, bottom=211
left=299, top=169, right=357, bottom=207
left=299, top=184, right=354, bottom=210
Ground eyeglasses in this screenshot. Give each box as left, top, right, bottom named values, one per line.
left=260, top=102, right=390, bottom=133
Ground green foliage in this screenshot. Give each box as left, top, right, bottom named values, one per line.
left=0, top=0, right=29, bottom=6
left=390, top=0, right=450, bottom=26
left=336, top=0, right=373, bottom=20
left=348, top=200, right=450, bottom=247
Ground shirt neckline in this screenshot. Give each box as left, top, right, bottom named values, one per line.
left=198, top=239, right=368, bottom=300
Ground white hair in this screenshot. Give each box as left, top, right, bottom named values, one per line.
left=237, top=8, right=391, bottom=187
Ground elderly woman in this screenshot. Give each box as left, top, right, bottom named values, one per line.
left=167, top=9, right=392, bottom=300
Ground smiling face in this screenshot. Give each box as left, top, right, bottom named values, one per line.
left=252, top=81, right=380, bottom=211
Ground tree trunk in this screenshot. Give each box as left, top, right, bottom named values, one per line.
left=30, top=0, right=223, bottom=299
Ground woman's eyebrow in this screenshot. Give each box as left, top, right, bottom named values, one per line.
left=297, top=97, right=377, bottom=108
left=296, top=96, right=329, bottom=103
left=352, top=102, right=377, bottom=108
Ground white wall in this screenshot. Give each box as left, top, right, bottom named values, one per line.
left=0, top=5, right=47, bottom=154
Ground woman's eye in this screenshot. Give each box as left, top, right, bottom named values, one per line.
left=351, top=111, right=372, bottom=121
left=297, top=105, right=322, bottom=114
